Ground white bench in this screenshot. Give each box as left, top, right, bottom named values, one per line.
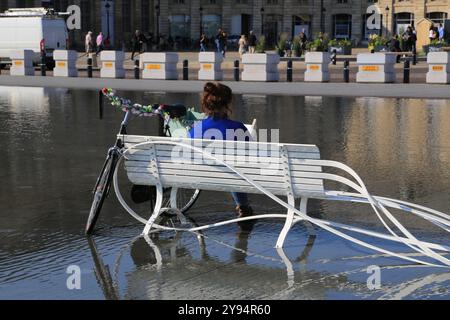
left=113, top=135, right=450, bottom=267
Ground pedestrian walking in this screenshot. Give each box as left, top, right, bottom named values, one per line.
left=215, top=28, right=223, bottom=53
left=221, top=31, right=228, bottom=57
left=131, top=30, right=147, bottom=60
left=238, top=34, right=247, bottom=58
left=200, top=32, right=207, bottom=52
left=438, top=23, right=445, bottom=41
left=299, top=30, right=308, bottom=53
left=248, top=30, right=257, bottom=53
left=85, top=31, right=94, bottom=55
left=96, top=31, right=104, bottom=55
left=429, top=25, right=437, bottom=42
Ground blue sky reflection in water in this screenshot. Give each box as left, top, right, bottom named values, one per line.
left=0, top=86, right=449, bottom=299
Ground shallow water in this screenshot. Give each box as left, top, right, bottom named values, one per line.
left=0, top=86, right=449, bottom=300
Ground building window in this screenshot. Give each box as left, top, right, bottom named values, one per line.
left=394, top=12, right=414, bottom=34
left=293, top=15, right=311, bottom=38
left=337, top=0, right=348, bottom=3
left=426, top=12, right=448, bottom=25
left=362, top=13, right=382, bottom=40
left=169, top=15, right=191, bottom=39
left=333, top=14, right=352, bottom=39
left=202, top=14, right=222, bottom=38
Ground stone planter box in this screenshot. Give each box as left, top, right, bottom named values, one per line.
left=141, top=52, right=178, bottom=80
left=356, top=53, right=396, bottom=83
left=9, top=50, right=34, bottom=76
left=304, top=52, right=330, bottom=82
left=426, top=52, right=450, bottom=83
left=241, top=53, right=280, bottom=82
left=198, top=52, right=223, bottom=81
left=329, top=45, right=352, bottom=55
left=100, top=51, right=125, bottom=78
left=53, top=50, right=78, bottom=77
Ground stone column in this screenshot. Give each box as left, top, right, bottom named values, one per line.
left=190, top=0, right=201, bottom=41
left=160, top=0, right=170, bottom=39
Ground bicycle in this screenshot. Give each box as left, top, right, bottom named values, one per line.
left=85, top=89, right=202, bottom=234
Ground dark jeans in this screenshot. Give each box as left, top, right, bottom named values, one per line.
left=231, top=192, right=249, bottom=207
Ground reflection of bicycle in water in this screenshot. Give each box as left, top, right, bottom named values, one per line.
left=85, top=90, right=204, bottom=234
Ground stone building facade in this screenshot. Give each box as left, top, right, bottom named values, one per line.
left=1, top=0, right=449, bottom=48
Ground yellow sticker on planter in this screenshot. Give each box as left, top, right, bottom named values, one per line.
left=146, top=64, right=161, bottom=70
left=203, top=63, right=212, bottom=70
left=362, top=65, right=379, bottom=72
left=432, top=65, right=444, bottom=71
left=57, top=61, right=66, bottom=67
left=103, top=62, right=114, bottom=68
left=309, top=65, right=320, bottom=71
left=13, top=60, right=23, bottom=66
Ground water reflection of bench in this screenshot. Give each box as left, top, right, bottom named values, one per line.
left=114, top=135, right=450, bottom=267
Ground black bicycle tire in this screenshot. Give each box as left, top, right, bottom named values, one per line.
left=179, top=189, right=201, bottom=213
left=85, top=155, right=118, bottom=234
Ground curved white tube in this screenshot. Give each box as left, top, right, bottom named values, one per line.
left=114, top=139, right=450, bottom=267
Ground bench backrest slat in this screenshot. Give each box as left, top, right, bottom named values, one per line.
left=120, top=135, right=326, bottom=197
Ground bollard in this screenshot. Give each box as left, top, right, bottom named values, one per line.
left=343, top=60, right=350, bottom=83
left=370, top=49, right=375, bottom=54
left=40, top=52, right=46, bottom=76
left=287, top=59, right=293, bottom=82
left=234, top=60, right=239, bottom=81
left=403, top=59, right=410, bottom=83
left=413, top=52, right=417, bottom=65
left=134, top=59, right=140, bottom=79
left=183, top=60, right=188, bottom=80
left=331, top=49, right=337, bottom=65
left=87, top=57, right=93, bottom=78
left=98, top=90, right=103, bottom=119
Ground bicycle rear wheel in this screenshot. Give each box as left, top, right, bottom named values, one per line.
left=86, top=154, right=117, bottom=234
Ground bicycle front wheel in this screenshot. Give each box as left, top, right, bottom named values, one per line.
left=86, top=155, right=117, bottom=234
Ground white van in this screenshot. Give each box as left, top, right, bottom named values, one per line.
left=0, top=8, right=68, bottom=67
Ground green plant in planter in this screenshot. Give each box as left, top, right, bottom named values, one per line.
left=306, top=33, right=329, bottom=52
left=256, top=35, right=266, bottom=53
left=275, top=33, right=288, bottom=56
left=430, top=38, right=446, bottom=46
left=368, top=34, right=388, bottom=51
left=292, top=36, right=301, bottom=57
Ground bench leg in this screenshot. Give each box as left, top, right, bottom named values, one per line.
left=276, top=197, right=309, bottom=248
left=142, top=183, right=164, bottom=235
left=275, top=195, right=297, bottom=248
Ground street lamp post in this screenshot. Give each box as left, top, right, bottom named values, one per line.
left=199, top=6, right=203, bottom=35
left=105, top=2, right=110, bottom=40
left=385, top=6, right=390, bottom=38
left=260, top=7, right=265, bottom=36
left=320, top=0, right=324, bottom=33
left=155, top=1, right=160, bottom=46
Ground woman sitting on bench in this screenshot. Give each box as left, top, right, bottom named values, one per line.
left=189, top=82, right=253, bottom=218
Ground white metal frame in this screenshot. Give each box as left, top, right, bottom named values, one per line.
left=113, top=137, right=450, bottom=267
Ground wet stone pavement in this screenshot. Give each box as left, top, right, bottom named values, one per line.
left=0, top=86, right=450, bottom=299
